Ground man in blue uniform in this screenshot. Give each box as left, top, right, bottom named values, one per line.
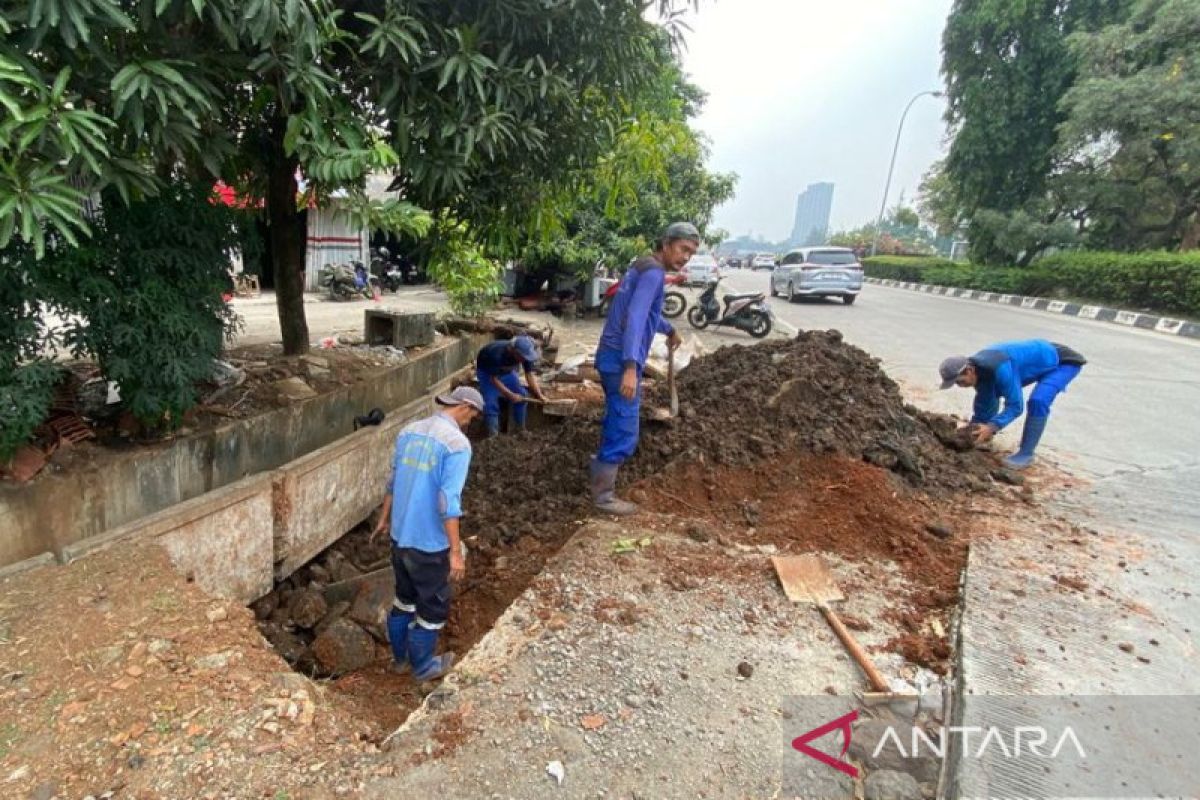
left=370, top=386, right=482, bottom=681
left=939, top=339, right=1086, bottom=469
left=476, top=334, right=546, bottom=436
left=590, top=222, right=697, bottom=514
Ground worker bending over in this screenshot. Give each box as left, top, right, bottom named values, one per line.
left=475, top=334, right=545, bottom=436
left=939, top=339, right=1086, bottom=469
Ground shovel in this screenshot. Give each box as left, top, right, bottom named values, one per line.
left=668, top=346, right=679, bottom=417
left=772, top=554, right=890, bottom=693
left=646, top=347, right=678, bottom=423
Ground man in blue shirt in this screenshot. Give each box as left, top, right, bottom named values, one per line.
left=590, top=222, right=696, bottom=514
left=475, top=334, right=546, bottom=436
left=939, top=339, right=1087, bottom=469
left=370, top=386, right=482, bottom=681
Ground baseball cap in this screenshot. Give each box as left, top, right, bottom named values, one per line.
left=512, top=334, right=539, bottom=364
left=938, top=356, right=970, bottom=390
left=436, top=385, right=484, bottom=411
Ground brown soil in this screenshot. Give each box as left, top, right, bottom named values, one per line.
left=0, top=543, right=380, bottom=799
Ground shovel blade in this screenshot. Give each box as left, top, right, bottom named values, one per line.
left=771, top=555, right=845, bottom=605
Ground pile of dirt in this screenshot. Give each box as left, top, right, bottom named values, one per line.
left=451, top=331, right=998, bottom=668
left=629, top=329, right=992, bottom=494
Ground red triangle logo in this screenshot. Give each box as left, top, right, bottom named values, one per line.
left=791, top=709, right=860, bottom=778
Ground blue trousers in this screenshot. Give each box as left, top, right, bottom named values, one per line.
left=478, top=369, right=527, bottom=434
left=1028, top=364, right=1082, bottom=417
left=595, top=348, right=641, bottom=464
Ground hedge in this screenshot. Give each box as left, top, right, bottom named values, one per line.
left=863, top=251, right=1200, bottom=318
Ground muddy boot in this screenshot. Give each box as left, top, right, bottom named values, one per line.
left=386, top=606, right=413, bottom=674
left=590, top=459, right=638, bottom=516
left=1004, top=415, right=1047, bottom=470
left=407, top=625, right=455, bottom=681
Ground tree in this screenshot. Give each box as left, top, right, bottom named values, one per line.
left=1, top=0, right=700, bottom=355
left=515, top=60, right=735, bottom=278
left=940, top=0, right=1130, bottom=263
left=1058, top=0, right=1200, bottom=250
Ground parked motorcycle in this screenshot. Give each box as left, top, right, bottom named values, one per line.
left=686, top=277, right=772, bottom=338
left=598, top=271, right=687, bottom=319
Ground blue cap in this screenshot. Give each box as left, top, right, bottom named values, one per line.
left=512, top=334, right=539, bottom=364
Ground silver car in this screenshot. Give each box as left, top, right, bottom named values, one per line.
left=769, top=247, right=863, bottom=305
left=682, top=253, right=720, bottom=287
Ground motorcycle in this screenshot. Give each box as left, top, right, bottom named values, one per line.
left=319, top=262, right=375, bottom=301
left=371, top=247, right=407, bottom=292
left=598, top=271, right=687, bottom=319
left=686, top=277, right=773, bottom=338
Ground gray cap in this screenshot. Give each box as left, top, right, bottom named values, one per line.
left=662, top=221, right=701, bottom=243
left=436, top=385, right=484, bottom=411
left=938, top=356, right=970, bottom=389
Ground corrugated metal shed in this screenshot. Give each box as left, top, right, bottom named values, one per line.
left=303, top=204, right=368, bottom=291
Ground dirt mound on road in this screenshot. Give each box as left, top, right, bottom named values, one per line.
left=629, top=329, right=991, bottom=494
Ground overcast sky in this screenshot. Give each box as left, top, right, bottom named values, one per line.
left=675, top=0, right=953, bottom=240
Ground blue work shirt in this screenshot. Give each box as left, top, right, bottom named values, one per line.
left=969, top=339, right=1064, bottom=430
left=597, top=256, right=675, bottom=368
left=384, top=413, right=472, bottom=552
left=476, top=340, right=533, bottom=376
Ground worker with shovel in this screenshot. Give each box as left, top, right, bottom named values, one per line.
left=370, top=386, right=482, bottom=681
left=476, top=334, right=547, bottom=436
left=590, top=222, right=695, bottom=515
left=939, top=339, right=1086, bottom=469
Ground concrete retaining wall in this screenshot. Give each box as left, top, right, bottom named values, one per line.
left=61, top=475, right=277, bottom=604
left=273, top=393, right=428, bottom=581
left=38, top=336, right=488, bottom=602
left=1, top=333, right=490, bottom=571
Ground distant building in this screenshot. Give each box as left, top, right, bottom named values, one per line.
left=790, top=182, right=835, bottom=247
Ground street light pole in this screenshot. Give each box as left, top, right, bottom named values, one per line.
left=870, top=90, right=942, bottom=257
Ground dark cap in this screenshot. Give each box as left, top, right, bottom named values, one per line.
left=938, top=356, right=970, bottom=390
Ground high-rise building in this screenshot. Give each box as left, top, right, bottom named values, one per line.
left=790, top=182, right=835, bottom=247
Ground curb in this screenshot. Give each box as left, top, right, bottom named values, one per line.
left=865, top=277, right=1200, bottom=340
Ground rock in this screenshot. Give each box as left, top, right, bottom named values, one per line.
left=289, top=589, right=329, bottom=630
left=991, top=468, right=1024, bottom=486
left=251, top=593, right=279, bottom=621
left=305, top=363, right=331, bottom=379
left=311, top=619, right=376, bottom=676
left=192, top=650, right=239, bottom=671
left=147, top=639, right=173, bottom=655
left=30, top=781, right=58, bottom=800
left=850, top=720, right=941, bottom=784
left=300, top=354, right=329, bottom=370
left=623, top=694, right=644, bottom=709
left=348, top=577, right=392, bottom=641
left=273, top=377, right=317, bottom=402
left=205, top=605, right=228, bottom=623
left=1118, top=642, right=1134, bottom=653
left=864, top=770, right=922, bottom=800
left=260, top=623, right=307, bottom=665
left=736, top=661, right=754, bottom=679
left=685, top=523, right=711, bottom=543
left=923, top=522, right=953, bottom=540
left=314, top=601, right=351, bottom=637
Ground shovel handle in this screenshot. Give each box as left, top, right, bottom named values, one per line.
left=820, top=605, right=890, bottom=693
